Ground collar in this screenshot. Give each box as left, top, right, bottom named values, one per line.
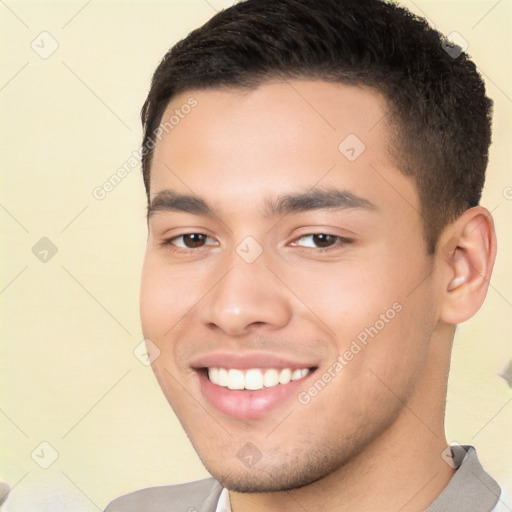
left=426, top=445, right=501, bottom=511
left=215, top=487, right=231, bottom=512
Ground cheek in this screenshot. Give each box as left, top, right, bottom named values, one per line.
left=139, top=256, right=189, bottom=341
left=140, top=255, right=216, bottom=363
left=286, top=258, right=395, bottom=337
left=140, top=260, right=166, bottom=339
left=287, top=253, right=434, bottom=375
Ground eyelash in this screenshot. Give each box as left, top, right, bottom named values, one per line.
left=160, top=232, right=353, bottom=254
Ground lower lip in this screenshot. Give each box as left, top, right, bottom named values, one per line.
left=197, top=371, right=314, bottom=420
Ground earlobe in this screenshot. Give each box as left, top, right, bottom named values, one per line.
left=439, top=207, right=497, bottom=325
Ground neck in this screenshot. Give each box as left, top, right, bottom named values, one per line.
left=229, top=325, right=456, bottom=512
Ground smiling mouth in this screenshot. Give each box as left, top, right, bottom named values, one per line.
left=203, top=367, right=316, bottom=391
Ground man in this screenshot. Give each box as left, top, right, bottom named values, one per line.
left=105, top=0, right=503, bottom=510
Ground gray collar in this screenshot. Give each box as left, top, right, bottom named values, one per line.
left=426, top=445, right=501, bottom=511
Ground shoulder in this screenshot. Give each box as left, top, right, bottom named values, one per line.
left=104, top=477, right=223, bottom=512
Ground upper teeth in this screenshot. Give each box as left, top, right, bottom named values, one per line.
left=208, top=368, right=310, bottom=390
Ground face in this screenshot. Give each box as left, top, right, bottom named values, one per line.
left=140, top=80, right=440, bottom=492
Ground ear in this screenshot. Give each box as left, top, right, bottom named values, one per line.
left=438, top=206, right=497, bottom=325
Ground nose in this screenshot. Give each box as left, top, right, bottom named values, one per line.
left=199, top=252, right=293, bottom=336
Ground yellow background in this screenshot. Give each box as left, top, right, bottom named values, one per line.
left=1, top=1, right=511, bottom=509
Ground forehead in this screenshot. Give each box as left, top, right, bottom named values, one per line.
left=149, top=80, right=418, bottom=219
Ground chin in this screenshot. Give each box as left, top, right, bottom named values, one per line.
left=212, top=468, right=324, bottom=493
left=199, top=445, right=354, bottom=493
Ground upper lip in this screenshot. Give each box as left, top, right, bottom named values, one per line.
left=190, top=351, right=319, bottom=370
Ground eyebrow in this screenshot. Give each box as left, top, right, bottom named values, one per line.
left=147, top=187, right=376, bottom=219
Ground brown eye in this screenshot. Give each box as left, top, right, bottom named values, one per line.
left=293, top=233, right=350, bottom=250
left=162, top=233, right=219, bottom=251
left=311, top=234, right=337, bottom=248
left=181, top=233, right=208, bottom=248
